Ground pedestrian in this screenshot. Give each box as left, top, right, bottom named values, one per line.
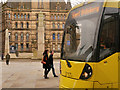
left=6, top=53, right=10, bottom=65
left=41, top=50, right=51, bottom=79
left=15, top=50, right=19, bottom=57
left=1, top=53, right=4, bottom=60
left=49, top=51, right=58, bottom=77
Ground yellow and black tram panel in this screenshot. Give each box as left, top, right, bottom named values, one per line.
left=60, top=0, right=120, bottom=89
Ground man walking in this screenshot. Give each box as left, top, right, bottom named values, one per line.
left=49, top=51, right=58, bottom=77
left=6, top=53, right=10, bottom=65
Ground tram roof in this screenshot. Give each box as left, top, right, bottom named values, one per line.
left=70, top=0, right=120, bottom=12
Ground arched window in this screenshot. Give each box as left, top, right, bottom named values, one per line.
left=62, top=23, right=64, bottom=29
left=26, top=33, right=29, bottom=41
left=28, top=14, right=30, bottom=19
left=57, top=33, right=60, bottom=40
left=9, top=13, right=10, bottom=18
left=52, top=23, right=55, bottom=28
left=24, top=14, right=26, bottom=19
left=15, top=22, right=18, bottom=28
left=14, top=13, right=16, bottom=19
left=54, top=15, right=56, bottom=20
left=15, top=33, right=18, bottom=41
left=21, top=43, right=24, bottom=50
left=21, top=14, right=23, bottom=18
left=64, top=14, right=66, bottom=20
left=21, top=22, right=23, bottom=28
left=26, top=43, right=29, bottom=50
left=57, top=23, right=60, bottom=29
left=21, top=33, right=24, bottom=41
left=58, top=15, right=59, bottom=20
left=53, top=33, right=55, bottom=40
left=18, top=13, right=20, bottom=18
left=27, top=22, right=29, bottom=28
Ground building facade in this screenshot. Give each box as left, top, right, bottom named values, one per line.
left=2, top=0, right=71, bottom=58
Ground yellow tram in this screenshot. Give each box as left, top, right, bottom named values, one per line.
left=59, top=0, right=120, bottom=89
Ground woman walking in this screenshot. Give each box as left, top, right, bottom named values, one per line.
left=41, top=50, right=51, bottom=79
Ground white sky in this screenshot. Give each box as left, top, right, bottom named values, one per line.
left=0, top=0, right=84, bottom=7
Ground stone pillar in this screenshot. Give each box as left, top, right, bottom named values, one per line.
left=5, top=29, right=9, bottom=56
left=0, top=3, right=2, bottom=60
left=37, top=11, right=45, bottom=59
left=32, top=11, right=45, bottom=59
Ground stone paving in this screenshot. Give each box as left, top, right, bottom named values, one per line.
left=1, top=59, right=60, bottom=88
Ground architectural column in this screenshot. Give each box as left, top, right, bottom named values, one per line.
left=32, top=11, right=45, bottom=59
left=5, top=29, right=10, bottom=56
left=37, top=11, right=45, bottom=59
left=0, top=3, right=2, bottom=60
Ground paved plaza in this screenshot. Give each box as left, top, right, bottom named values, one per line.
left=1, top=59, right=60, bottom=88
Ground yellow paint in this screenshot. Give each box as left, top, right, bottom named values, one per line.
left=60, top=53, right=119, bottom=88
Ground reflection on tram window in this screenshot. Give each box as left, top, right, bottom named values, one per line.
left=99, top=15, right=116, bottom=60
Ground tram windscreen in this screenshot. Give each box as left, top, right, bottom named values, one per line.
left=62, top=2, right=103, bottom=61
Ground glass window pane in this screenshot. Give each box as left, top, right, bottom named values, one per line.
left=99, top=15, right=117, bottom=60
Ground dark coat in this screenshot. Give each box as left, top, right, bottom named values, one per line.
left=49, top=54, right=53, bottom=65
left=6, top=54, right=10, bottom=61
left=43, top=55, right=50, bottom=69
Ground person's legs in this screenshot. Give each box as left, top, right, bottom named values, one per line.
left=51, top=65, right=56, bottom=76
left=46, top=67, right=51, bottom=75
left=44, top=68, right=47, bottom=78
left=51, top=65, right=58, bottom=77
left=6, top=60, right=9, bottom=65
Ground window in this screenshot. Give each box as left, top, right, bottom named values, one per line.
left=15, top=43, right=18, bottom=50
left=62, top=23, right=64, bottom=29
left=64, top=14, right=66, bottom=20
left=9, top=13, right=10, bottom=18
left=52, top=23, right=55, bottom=28
left=26, top=43, right=29, bottom=50
left=24, top=14, right=26, bottom=19
left=15, top=22, right=18, bottom=28
left=21, top=43, right=24, bottom=50
left=58, top=15, right=60, bottom=20
left=57, top=33, right=60, bottom=40
left=53, top=33, right=55, bottom=40
left=21, top=14, right=23, bottom=18
left=57, top=23, right=60, bottom=29
left=53, top=44, right=55, bottom=50
left=21, top=33, right=24, bottom=41
left=21, top=22, right=23, bottom=28
left=18, top=13, right=20, bottom=18
left=14, top=13, right=16, bottom=19
left=9, top=32, right=11, bottom=41
left=26, top=33, right=29, bottom=41
left=28, top=14, right=30, bottom=19
left=15, top=33, right=18, bottom=41
left=54, top=15, right=56, bottom=20
left=36, top=14, right=38, bottom=20
left=27, top=22, right=29, bottom=28
left=36, top=23, right=38, bottom=29
left=99, top=15, right=117, bottom=60
left=61, top=14, right=63, bottom=20
left=58, top=44, right=60, bottom=50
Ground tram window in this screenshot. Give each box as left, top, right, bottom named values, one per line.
left=99, top=15, right=116, bottom=60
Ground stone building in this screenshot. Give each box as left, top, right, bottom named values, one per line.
left=2, top=0, right=71, bottom=58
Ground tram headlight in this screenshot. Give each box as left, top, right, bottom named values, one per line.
left=80, top=64, right=92, bottom=80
